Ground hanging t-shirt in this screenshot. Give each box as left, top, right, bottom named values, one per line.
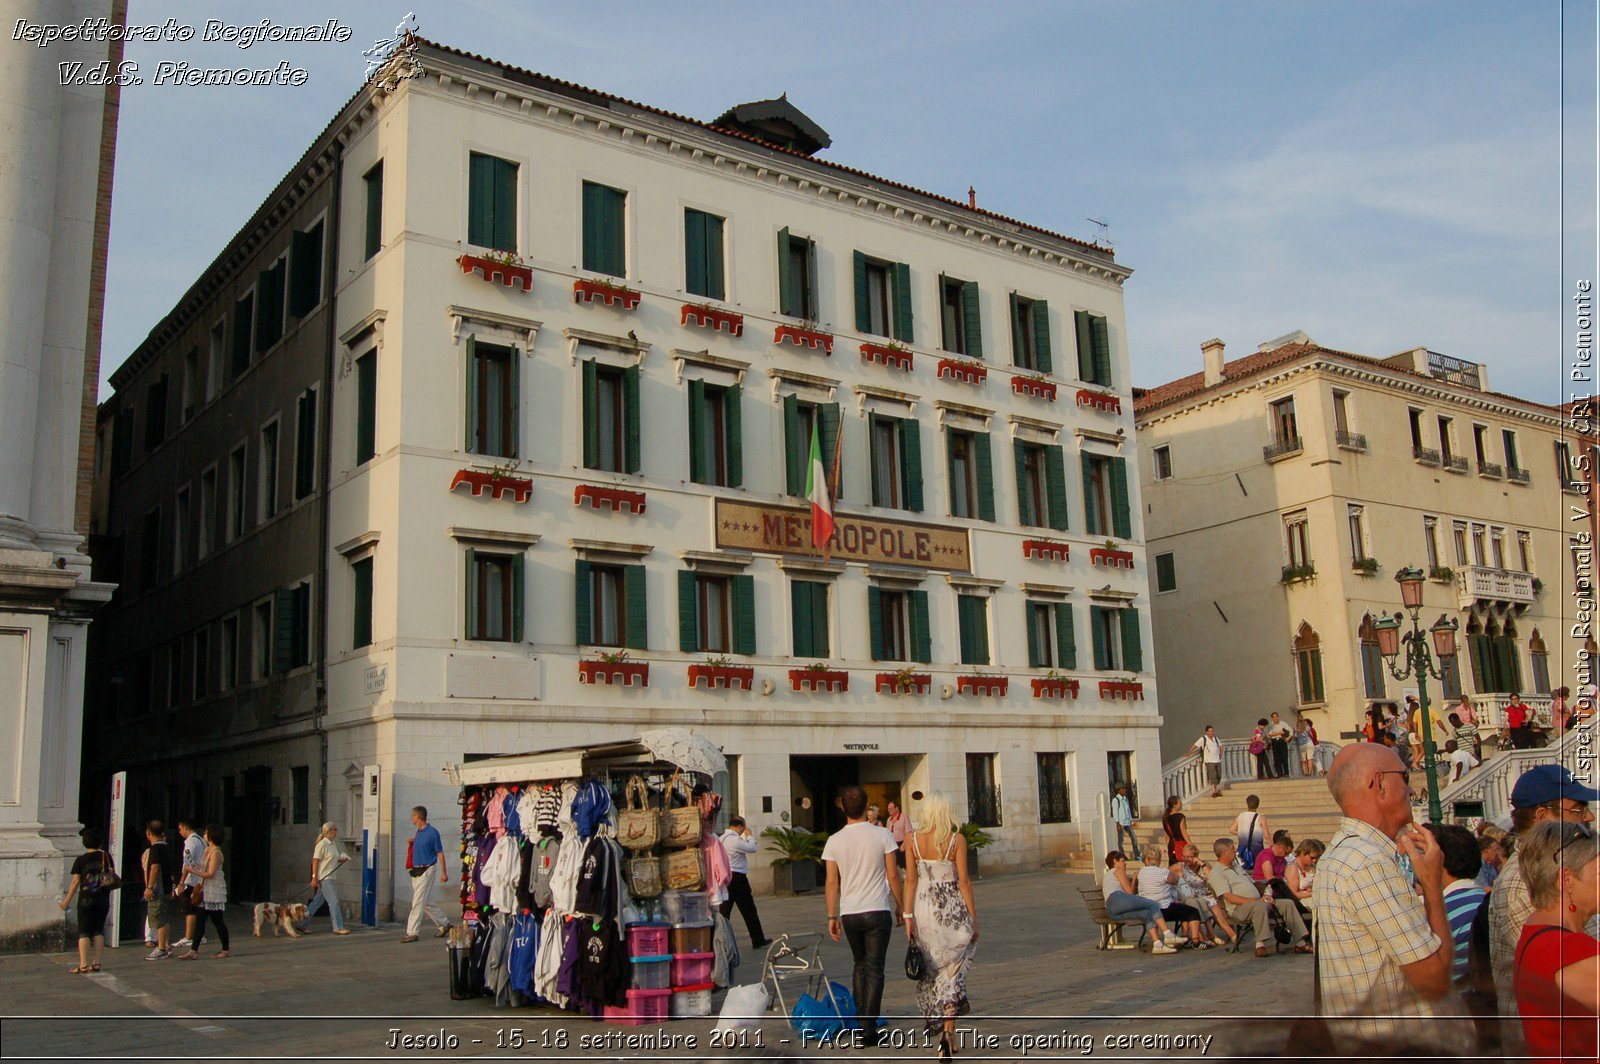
left=820, top=822, right=897, bottom=915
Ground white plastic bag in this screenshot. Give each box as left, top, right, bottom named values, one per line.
left=713, top=983, right=771, bottom=1031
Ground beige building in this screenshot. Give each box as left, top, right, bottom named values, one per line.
left=1135, top=331, right=1582, bottom=757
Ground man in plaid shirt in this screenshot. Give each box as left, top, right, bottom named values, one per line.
left=1316, top=743, right=1471, bottom=1050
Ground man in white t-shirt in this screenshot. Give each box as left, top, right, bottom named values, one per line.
left=1188, top=725, right=1225, bottom=798
left=1443, top=740, right=1479, bottom=783
left=821, top=786, right=903, bottom=1047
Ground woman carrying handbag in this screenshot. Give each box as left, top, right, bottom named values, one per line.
left=178, top=825, right=230, bottom=959
left=901, top=793, right=978, bottom=1062
left=60, top=826, right=118, bottom=973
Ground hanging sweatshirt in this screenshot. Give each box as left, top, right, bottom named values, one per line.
left=550, top=830, right=583, bottom=915
left=532, top=909, right=568, bottom=1008
left=574, top=836, right=616, bottom=917
left=508, top=910, right=540, bottom=996
left=576, top=917, right=629, bottom=1007
left=533, top=785, right=562, bottom=838
left=480, top=833, right=520, bottom=913
left=702, top=830, right=732, bottom=905
left=531, top=836, right=560, bottom=910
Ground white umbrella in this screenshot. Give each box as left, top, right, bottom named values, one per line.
left=637, top=728, right=727, bottom=776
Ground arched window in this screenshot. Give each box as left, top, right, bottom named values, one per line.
left=1359, top=614, right=1387, bottom=699
left=1529, top=629, right=1550, bottom=695
left=1467, top=614, right=1522, bottom=694
left=1294, top=622, right=1325, bottom=705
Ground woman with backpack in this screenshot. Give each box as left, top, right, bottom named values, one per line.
left=59, top=826, right=117, bottom=973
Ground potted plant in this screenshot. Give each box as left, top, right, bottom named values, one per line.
left=958, top=823, right=996, bottom=879
left=763, top=826, right=826, bottom=894
left=1429, top=565, right=1455, bottom=583
left=1352, top=557, right=1379, bottom=576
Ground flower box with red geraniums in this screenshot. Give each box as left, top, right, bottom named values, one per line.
left=457, top=253, right=533, bottom=292
left=1075, top=388, right=1122, bottom=415
left=687, top=664, right=754, bottom=691
left=1031, top=677, right=1080, bottom=700
left=956, top=675, right=1008, bottom=697
left=937, top=358, right=988, bottom=386
left=1098, top=679, right=1145, bottom=701
left=789, top=668, right=848, bottom=693
left=578, top=659, right=651, bottom=687
left=1010, top=375, right=1057, bottom=402
left=1089, top=547, right=1135, bottom=569
left=450, top=468, right=533, bottom=503
left=573, top=484, right=647, bottom=515
left=875, top=672, right=932, bottom=695
left=681, top=303, right=744, bottom=336
left=1021, top=539, right=1070, bottom=562
left=573, top=278, right=641, bottom=310
left=860, top=341, right=913, bottom=372
left=774, top=323, right=833, bottom=353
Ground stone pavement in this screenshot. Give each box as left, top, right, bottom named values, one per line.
left=0, top=872, right=1312, bottom=1062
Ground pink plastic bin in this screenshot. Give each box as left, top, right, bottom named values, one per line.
left=670, top=951, right=715, bottom=986
left=626, top=923, right=670, bottom=957
left=602, top=987, right=671, bottom=1026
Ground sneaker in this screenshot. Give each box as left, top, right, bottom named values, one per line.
left=1163, top=932, right=1184, bottom=946
left=1151, top=942, right=1178, bottom=955
left=144, top=948, right=169, bottom=961
left=434, top=923, right=451, bottom=938
left=173, top=938, right=192, bottom=951
left=400, top=934, right=419, bottom=943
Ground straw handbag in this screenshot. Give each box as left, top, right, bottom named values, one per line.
left=660, top=772, right=702, bottom=849
left=628, top=853, right=664, bottom=898
left=664, top=848, right=703, bottom=891
left=618, top=776, right=660, bottom=851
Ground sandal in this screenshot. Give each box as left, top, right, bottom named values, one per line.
left=1255, top=944, right=1270, bottom=958
left=177, top=951, right=198, bottom=961
left=1294, top=943, right=1314, bottom=955
left=68, top=966, right=89, bottom=974
left=213, top=950, right=229, bottom=958
left=90, top=964, right=101, bottom=972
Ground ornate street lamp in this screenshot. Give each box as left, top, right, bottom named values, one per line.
left=1377, top=566, right=1459, bottom=822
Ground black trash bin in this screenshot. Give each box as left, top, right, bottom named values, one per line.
left=448, top=943, right=476, bottom=1000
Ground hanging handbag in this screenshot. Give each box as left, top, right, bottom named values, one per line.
left=663, top=847, right=703, bottom=891
left=904, top=942, right=925, bottom=981
left=618, top=776, right=661, bottom=852
left=660, top=772, right=702, bottom=849
left=628, top=853, right=664, bottom=898
left=89, top=850, right=121, bottom=893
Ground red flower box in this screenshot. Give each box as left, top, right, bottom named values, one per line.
left=1090, top=547, right=1135, bottom=569
left=449, top=468, right=533, bottom=503
left=875, top=672, right=931, bottom=695
left=687, top=664, right=754, bottom=691
left=1010, top=375, right=1058, bottom=402
left=789, top=668, right=848, bottom=693
left=774, top=323, right=833, bottom=354
left=1031, top=677, right=1080, bottom=700
left=681, top=303, right=744, bottom=336
left=573, top=278, right=640, bottom=309
left=957, top=675, right=1008, bottom=697
left=1076, top=388, right=1122, bottom=415
left=579, top=660, right=650, bottom=687
left=457, top=253, right=533, bottom=292
left=1098, top=680, right=1145, bottom=701
left=938, top=358, right=988, bottom=386
left=574, top=484, right=647, bottom=515
left=860, top=342, right=913, bottom=372
left=1022, top=539, right=1070, bottom=561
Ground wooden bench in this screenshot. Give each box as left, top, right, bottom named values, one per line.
left=1077, top=886, right=1148, bottom=951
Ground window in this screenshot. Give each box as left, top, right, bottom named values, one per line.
left=1025, top=601, right=1076, bottom=669
left=1423, top=516, right=1440, bottom=571
left=1107, top=751, right=1137, bottom=811
left=684, top=208, right=725, bottom=300
left=363, top=161, right=383, bottom=260
left=144, top=373, right=169, bottom=450
left=1082, top=452, right=1130, bottom=538
left=1529, top=630, right=1551, bottom=694
left=197, top=468, right=216, bottom=560
left=291, top=766, right=309, bottom=825
left=166, top=642, right=182, bottom=707
left=581, top=180, right=627, bottom=277
left=1074, top=310, right=1112, bottom=386
left=868, top=586, right=930, bottom=662
left=467, top=152, right=518, bottom=252
left=1037, top=753, right=1071, bottom=824
left=351, top=556, right=373, bottom=649
left=252, top=600, right=273, bottom=680
left=783, top=396, right=839, bottom=498
left=688, top=380, right=742, bottom=487
left=277, top=581, right=312, bottom=670
left=1268, top=396, right=1299, bottom=449
left=791, top=580, right=830, bottom=658
left=679, top=571, right=755, bottom=655
left=945, top=429, right=993, bottom=521
left=294, top=387, right=318, bottom=499
left=138, top=509, right=161, bottom=590
left=576, top=561, right=647, bottom=649
left=1332, top=390, right=1351, bottom=434
left=1440, top=651, right=1462, bottom=701
left=1347, top=504, right=1368, bottom=563
left=1453, top=521, right=1469, bottom=567
left=231, top=292, right=254, bottom=377
left=1556, top=440, right=1580, bottom=488
left=868, top=414, right=923, bottom=511
left=173, top=485, right=190, bottom=574
left=226, top=444, right=246, bottom=543
left=1466, top=618, right=1522, bottom=694
left=1359, top=615, right=1387, bottom=699
left=582, top=361, right=640, bottom=474
left=966, top=753, right=1001, bottom=828
left=1155, top=552, right=1177, bottom=593
left=258, top=421, right=279, bottom=522
left=466, top=339, right=518, bottom=458
left=1090, top=606, right=1142, bottom=672
left=695, top=574, right=730, bottom=653
left=1013, top=441, right=1067, bottom=530
left=957, top=594, right=989, bottom=665
left=854, top=252, right=913, bottom=342
left=1502, top=429, right=1521, bottom=473
left=1471, top=523, right=1487, bottom=567
left=220, top=614, right=239, bottom=690
left=1490, top=527, right=1507, bottom=570
left=1284, top=513, right=1311, bottom=570
left=1294, top=623, right=1324, bottom=704
left=1437, top=416, right=1454, bottom=462
left=192, top=628, right=209, bottom=701
left=355, top=351, right=377, bottom=465
left=939, top=275, right=982, bottom=356
left=1153, top=445, right=1172, bottom=481
left=1473, top=424, right=1489, bottom=465
left=1010, top=294, right=1052, bottom=372
left=206, top=321, right=224, bottom=401
left=466, top=550, right=522, bottom=642
left=180, top=349, right=197, bottom=422
left=288, top=220, right=324, bottom=317
left=777, top=228, right=818, bottom=319
left=1408, top=408, right=1425, bottom=452
left=1517, top=530, right=1533, bottom=573
left=255, top=256, right=286, bottom=353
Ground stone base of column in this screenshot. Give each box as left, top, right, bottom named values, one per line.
left=0, top=831, right=73, bottom=953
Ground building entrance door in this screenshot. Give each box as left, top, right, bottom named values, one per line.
left=226, top=766, right=273, bottom=902
left=788, top=756, right=910, bottom=834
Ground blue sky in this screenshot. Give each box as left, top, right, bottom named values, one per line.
left=101, top=1, right=1595, bottom=403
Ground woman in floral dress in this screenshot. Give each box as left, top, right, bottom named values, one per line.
left=902, top=793, right=977, bottom=1061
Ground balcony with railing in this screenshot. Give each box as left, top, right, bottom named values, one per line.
left=1477, top=461, right=1504, bottom=479
left=1442, top=715, right=1589, bottom=822
left=1507, top=466, right=1531, bottom=484
left=1413, top=446, right=1441, bottom=466
left=1455, top=565, right=1537, bottom=609
left=1444, top=454, right=1469, bottom=474
left=1335, top=429, right=1368, bottom=452
left=1263, top=435, right=1304, bottom=462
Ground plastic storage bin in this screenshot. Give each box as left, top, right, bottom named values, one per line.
left=629, top=954, right=672, bottom=990
left=660, top=890, right=711, bottom=926
left=603, top=987, right=671, bottom=1026
left=626, top=923, right=670, bottom=957
left=669, top=922, right=714, bottom=954
left=671, top=951, right=715, bottom=986
left=669, top=982, right=716, bottom=1018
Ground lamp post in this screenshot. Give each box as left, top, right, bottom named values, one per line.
left=1372, top=566, right=1459, bottom=823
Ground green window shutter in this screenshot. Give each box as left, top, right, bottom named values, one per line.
left=853, top=251, right=871, bottom=333
left=687, top=379, right=707, bottom=484
left=1009, top=293, right=1025, bottom=365
left=1044, top=446, right=1069, bottom=531
left=581, top=358, right=599, bottom=469
left=510, top=554, right=526, bottom=642
left=363, top=162, right=383, bottom=260
left=1090, top=606, right=1110, bottom=671
left=582, top=181, right=602, bottom=270
left=1013, top=440, right=1033, bottom=525
left=1075, top=311, right=1094, bottom=381
left=776, top=226, right=796, bottom=315
left=959, top=595, right=988, bottom=666
left=1091, top=315, right=1112, bottom=386
left=1109, top=457, right=1132, bottom=539
left=678, top=570, right=698, bottom=653
left=792, top=582, right=816, bottom=658
left=1120, top=609, right=1143, bottom=672
left=1467, top=635, right=1487, bottom=691
left=289, top=226, right=322, bottom=317
left=704, top=213, right=725, bottom=301
left=910, top=590, right=932, bottom=664
left=507, top=345, right=521, bottom=458
left=1310, top=650, right=1325, bottom=701
left=783, top=395, right=804, bottom=496
left=574, top=560, right=593, bottom=645
left=464, top=335, right=478, bottom=452
left=867, top=586, right=884, bottom=661
left=1080, top=452, right=1095, bottom=529
left=975, top=432, right=995, bottom=522
left=355, top=353, right=377, bottom=464
left=820, top=403, right=841, bottom=500
left=351, top=558, right=373, bottom=649
left=892, top=262, right=913, bottom=342
left=274, top=588, right=296, bottom=672
left=624, top=565, right=648, bottom=649
left=463, top=550, right=478, bottom=641
left=733, top=573, right=756, bottom=655
left=685, top=209, right=707, bottom=297
left=961, top=280, right=983, bottom=358
left=622, top=364, right=641, bottom=473
left=1055, top=603, right=1077, bottom=670
left=868, top=414, right=884, bottom=506
left=725, top=383, right=743, bottom=487
left=582, top=181, right=624, bottom=276
left=1032, top=299, right=1052, bottom=374
left=494, top=157, right=517, bottom=252
left=255, top=261, right=284, bottom=353
left=958, top=596, right=976, bottom=664
left=1025, top=605, right=1045, bottom=668
left=900, top=417, right=923, bottom=512
left=468, top=153, right=494, bottom=248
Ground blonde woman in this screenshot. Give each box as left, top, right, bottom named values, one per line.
left=902, top=793, right=978, bottom=1061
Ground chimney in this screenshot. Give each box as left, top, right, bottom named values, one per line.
left=1201, top=338, right=1226, bottom=387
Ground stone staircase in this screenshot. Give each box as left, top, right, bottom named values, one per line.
left=1155, top=777, right=1345, bottom=856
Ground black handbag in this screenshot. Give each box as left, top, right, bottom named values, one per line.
left=904, top=942, right=925, bottom=981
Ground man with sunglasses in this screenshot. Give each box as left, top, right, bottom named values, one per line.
left=1487, top=764, right=1598, bottom=1023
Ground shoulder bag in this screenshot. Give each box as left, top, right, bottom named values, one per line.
left=91, top=850, right=121, bottom=893
left=628, top=853, right=664, bottom=898
left=664, top=847, right=703, bottom=891
left=618, top=776, right=661, bottom=851
left=660, top=772, right=701, bottom=849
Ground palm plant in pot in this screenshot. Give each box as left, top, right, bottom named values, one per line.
left=762, top=826, right=827, bottom=895
left=959, top=822, right=996, bottom=879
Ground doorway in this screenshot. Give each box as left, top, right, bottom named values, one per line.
left=226, top=766, right=273, bottom=902
left=788, top=755, right=907, bottom=834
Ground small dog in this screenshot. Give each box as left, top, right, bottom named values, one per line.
left=252, top=901, right=310, bottom=938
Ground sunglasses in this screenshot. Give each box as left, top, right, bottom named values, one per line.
left=1553, top=821, right=1595, bottom=864
left=1369, top=769, right=1411, bottom=789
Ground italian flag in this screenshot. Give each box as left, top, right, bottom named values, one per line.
left=806, top=423, right=835, bottom=551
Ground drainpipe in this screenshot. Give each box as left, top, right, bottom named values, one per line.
left=315, top=139, right=344, bottom=826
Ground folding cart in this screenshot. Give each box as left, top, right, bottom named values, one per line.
left=761, top=932, right=843, bottom=1019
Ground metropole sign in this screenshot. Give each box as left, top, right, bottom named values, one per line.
left=714, top=499, right=971, bottom=572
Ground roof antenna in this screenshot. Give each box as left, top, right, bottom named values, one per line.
left=968, top=186, right=976, bottom=209
left=1087, top=216, right=1112, bottom=249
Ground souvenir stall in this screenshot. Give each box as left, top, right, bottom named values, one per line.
left=444, top=729, right=739, bottom=1024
